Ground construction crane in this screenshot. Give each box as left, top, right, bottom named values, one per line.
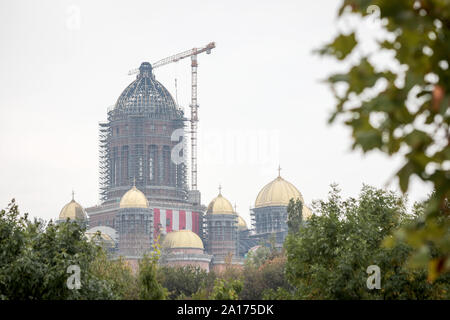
left=128, top=42, right=215, bottom=191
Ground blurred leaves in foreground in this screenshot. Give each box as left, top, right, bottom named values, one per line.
left=317, top=0, right=450, bottom=280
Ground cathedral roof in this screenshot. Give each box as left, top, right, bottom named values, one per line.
left=237, top=215, right=248, bottom=231
left=114, top=62, right=180, bottom=117
left=59, top=197, right=87, bottom=221
left=119, top=185, right=149, bottom=209
left=255, top=175, right=304, bottom=208
left=162, top=230, right=204, bottom=249
left=207, top=190, right=235, bottom=215
left=85, top=231, right=116, bottom=248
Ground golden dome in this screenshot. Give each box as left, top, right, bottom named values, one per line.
left=162, top=230, right=204, bottom=249
left=84, top=231, right=115, bottom=247
left=207, top=192, right=235, bottom=215
left=255, top=175, right=304, bottom=208
left=237, top=215, right=248, bottom=231
left=59, top=199, right=87, bottom=220
left=119, top=186, right=149, bottom=208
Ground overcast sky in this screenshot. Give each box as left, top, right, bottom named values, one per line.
left=0, top=0, right=433, bottom=225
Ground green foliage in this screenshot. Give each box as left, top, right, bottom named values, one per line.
left=240, top=252, right=292, bottom=300
left=317, top=32, right=357, bottom=60
left=245, top=246, right=272, bottom=269
left=317, top=0, right=450, bottom=279
left=262, top=287, right=294, bottom=300
left=287, top=199, right=304, bottom=234
left=158, top=265, right=216, bottom=300
left=284, top=185, right=449, bottom=299
left=210, top=278, right=243, bottom=300
left=0, top=199, right=116, bottom=300
left=138, top=250, right=168, bottom=300
left=89, top=252, right=139, bottom=300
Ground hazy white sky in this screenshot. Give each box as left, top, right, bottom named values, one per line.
left=0, top=0, right=432, bottom=225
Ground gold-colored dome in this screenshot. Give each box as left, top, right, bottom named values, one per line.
left=85, top=231, right=115, bottom=248
left=207, top=193, right=235, bottom=215
left=162, top=230, right=204, bottom=249
left=59, top=199, right=87, bottom=220
left=236, top=215, right=248, bottom=231
left=119, top=186, right=149, bottom=208
left=255, top=175, right=304, bottom=208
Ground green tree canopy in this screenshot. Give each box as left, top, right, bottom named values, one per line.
left=158, top=265, right=216, bottom=300
left=0, top=199, right=116, bottom=299
left=138, top=249, right=168, bottom=300
left=284, top=184, right=449, bottom=299
left=240, top=252, right=291, bottom=300
left=318, top=0, right=450, bottom=279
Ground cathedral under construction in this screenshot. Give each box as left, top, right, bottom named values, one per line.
left=56, top=48, right=312, bottom=272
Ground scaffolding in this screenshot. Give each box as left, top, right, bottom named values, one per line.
left=98, top=63, right=189, bottom=204
left=205, top=214, right=239, bottom=260
left=99, top=121, right=111, bottom=202
left=250, top=205, right=289, bottom=247
left=238, top=229, right=259, bottom=257
left=116, top=207, right=153, bottom=258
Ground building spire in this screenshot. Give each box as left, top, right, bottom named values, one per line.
left=218, top=184, right=222, bottom=195
left=234, top=202, right=237, bottom=213
left=278, top=165, right=282, bottom=177
left=72, top=189, right=75, bottom=201
left=133, top=177, right=136, bottom=187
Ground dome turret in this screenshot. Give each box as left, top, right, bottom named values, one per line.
left=114, top=62, right=179, bottom=117
left=237, top=215, right=248, bottom=231
left=119, top=185, right=149, bottom=208
left=255, top=175, right=304, bottom=208
left=59, top=193, right=87, bottom=221
left=207, top=187, right=235, bottom=215
left=162, top=230, right=204, bottom=249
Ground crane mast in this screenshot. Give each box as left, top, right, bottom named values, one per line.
left=129, top=42, right=215, bottom=191
left=190, top=54, right=199, bottom=191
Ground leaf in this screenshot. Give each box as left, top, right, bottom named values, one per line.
left=404, top=130, right=433, bottom=149
left=354, top=129, right=383, bottom=151
left=396, top=162, right=415, bottom=193
left=346, top=58, right=381, bottom=94
left=317, top=33, right=357, bottom=60
left=327, top=73, right=351, bottom=83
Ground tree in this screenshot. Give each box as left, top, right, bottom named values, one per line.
left=210, top=278, right=243, bottom=300
left=287, top=199, right=304, bottom=234
left=284, top=185, right=449, bottom=299
left=317, top=0, right=450, bottom=280
left=138, top=248, right=168, bottom=300
left=89, top=251, right=139, bottom=300
left=0, top=199, right=116, bottom=300
left=158, top=265, right=216, bottom=300
left=245, top=245, right=272, bottom=269
left=240, top=253, right=292, bottom=300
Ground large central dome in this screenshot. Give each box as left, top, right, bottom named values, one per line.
left=255, top=175, right=304, bottom=208
left=115, top=62, right=178, bottom=114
